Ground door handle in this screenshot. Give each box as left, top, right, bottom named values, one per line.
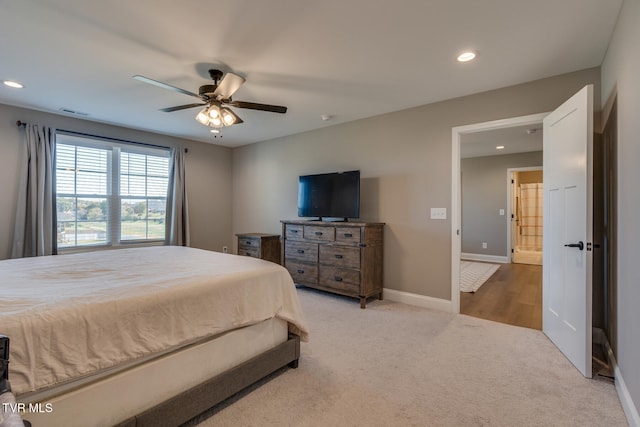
left=564, top=241, right=584, bottom=251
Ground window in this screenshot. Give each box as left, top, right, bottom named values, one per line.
left=55, top=133, right=169, bottom=249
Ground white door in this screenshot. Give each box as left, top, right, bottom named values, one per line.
left=542, top=85, right=593, bottom=378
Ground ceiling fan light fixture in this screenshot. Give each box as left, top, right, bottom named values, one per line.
left=195, top=108, right=209, bottom=125
left=208, top=104, right=221, bottom=119
left=134, top=69, right=285, bottom=130
left=221, top=108, right=237, bottom=126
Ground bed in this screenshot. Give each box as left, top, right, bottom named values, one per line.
left=0, top=246, right=309, bottom=427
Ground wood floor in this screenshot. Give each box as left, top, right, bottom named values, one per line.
left=460, top=262, right=542, bottom=330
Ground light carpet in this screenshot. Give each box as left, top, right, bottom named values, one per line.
left=460, top=260, right=500, bottom=292
left=189, top=289, right=627, bottom=427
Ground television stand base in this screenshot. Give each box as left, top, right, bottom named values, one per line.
left=314, top=217, right=349, bottom=222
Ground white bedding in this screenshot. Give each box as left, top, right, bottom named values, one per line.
left=0, top=246, right=308, bottom=396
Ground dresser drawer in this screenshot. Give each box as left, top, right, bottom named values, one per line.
left=335, top=227, right=361, bottom=245
left=238, top=237, right=259, bottom=250
left=286, top=261, right=318, bottom=284
left=303, top=225, right=335, bottom=242
left=319, top=266, right=360, bottom=294
left=236, top=233, right=281, bottom=264
left=238, top=247, right=259, bottom=258
left=319, top=245, right=360, bottom=269
left=285, top=224, right=304, bottom=240
left=285, top=240, right=318, bottom=263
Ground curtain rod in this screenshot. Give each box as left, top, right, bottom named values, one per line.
left=16, top=120, right=188, bottom=153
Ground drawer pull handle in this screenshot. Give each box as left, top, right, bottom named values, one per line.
left=334, top=254, right=343, bottom=259
left=297, top=249, right=305, bottom=254
left=245, top=241, right=252, bottom=245
left=315, top=231, right=323, bottom=236
left=297, top=269, right=305, bottom=274
left=344, top=233, right=353, bottom=238
left=334, top=277, right=343, bottom=282
left=245, top=252, right=251, bottom=256
left=290, top=230, right=298, bottom=233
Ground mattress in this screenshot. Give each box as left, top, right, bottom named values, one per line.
left=0, top=246, right=308, bottom=396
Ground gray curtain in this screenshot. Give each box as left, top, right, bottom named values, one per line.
left=165, top=147, right=190, bottom=246
left=11, top=124, right=57, bottom=258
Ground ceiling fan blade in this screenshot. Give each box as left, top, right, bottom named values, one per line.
left=228, top=100, right=287, bottom=114
left=159, top=103, right=206, bottom=113
left=213, top=72, right=246, bottom=100
left=133, top=75, right=203, bottom=100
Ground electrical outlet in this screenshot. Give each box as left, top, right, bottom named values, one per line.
left=222, top=246, right=228, bottom=253
left=482, top=242, right=487, bottom=249
left=430, top=208, right=447, bottom=220
left=499, top=209, right=505, bottom=216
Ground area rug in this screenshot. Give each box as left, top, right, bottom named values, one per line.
left=460, top=260, right=500, bottom=292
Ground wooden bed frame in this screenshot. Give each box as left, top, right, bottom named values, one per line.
left=3, top=334, right=300, bottom=427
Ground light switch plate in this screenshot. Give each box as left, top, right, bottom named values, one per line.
left=430, top=207, right=447, bottom=220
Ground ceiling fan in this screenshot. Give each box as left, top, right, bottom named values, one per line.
left=133, top=69, right=287, bottom=129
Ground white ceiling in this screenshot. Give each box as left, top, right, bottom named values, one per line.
left=461, top=124, right=543, bottom=159
left=0, top=0, right=622, bottom=147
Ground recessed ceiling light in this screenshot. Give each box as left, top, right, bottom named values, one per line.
left=3, top=80, right=24, bottom=89
left=457, top=51, right=476, bottom=62
left=496, top=145, right=505, bottom=150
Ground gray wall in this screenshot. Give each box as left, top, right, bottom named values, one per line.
left=461, top=152, right=542, bottom=257
left=0, top=104, right=234, bottom=260
left=232, top=67, right=600, bottom=301
left=601, top=0, right=640, bottom=417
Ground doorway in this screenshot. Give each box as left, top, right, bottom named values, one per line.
left=459, top=165, right=543, bottom=330
left=453, top=86, right=615, bottom=379
left=509, top=167, right=543, bottom=266
left=451, top=113, right=547, bottom=315
left=454, top=118, right=545, bottom=329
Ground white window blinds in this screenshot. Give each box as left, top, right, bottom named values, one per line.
left=55, top=133, right=169, bottom=249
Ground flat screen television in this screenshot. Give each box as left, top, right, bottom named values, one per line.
left=298, top=170, right=360, bottom=220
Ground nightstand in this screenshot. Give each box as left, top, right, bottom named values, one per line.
left=236, top=233, right=281, bottom=264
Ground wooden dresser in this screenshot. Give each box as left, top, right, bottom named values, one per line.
left=236, top=233, right=281, bottom=264
left=281, top=220, right=384, bottom=308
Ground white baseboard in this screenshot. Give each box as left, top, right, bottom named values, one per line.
left=602, top=334, right=640, bottom=427
left=461, top=253, right=510, bottom=264
left=384, top=288, right=451, bottom=313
